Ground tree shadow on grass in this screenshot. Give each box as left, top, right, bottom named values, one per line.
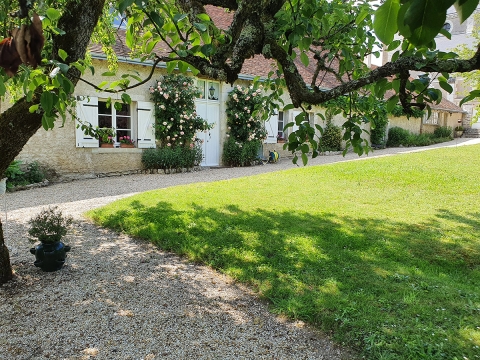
left=3, top=216, right=350, bottom=360
left=91, top=200, right=480, bottom=359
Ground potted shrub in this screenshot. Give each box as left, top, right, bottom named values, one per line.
left=454, top=125, right=464, bottom=138
left=28, top=206, right=72, bottom=272
left=97, top=127, right=116, bottom=147
left=119, top=135, right=135, bottom=148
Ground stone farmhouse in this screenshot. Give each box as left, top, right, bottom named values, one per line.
left=9, top=6, right=465, bottom=180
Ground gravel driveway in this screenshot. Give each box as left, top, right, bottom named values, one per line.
left=1, top=139, right=478, bottom=360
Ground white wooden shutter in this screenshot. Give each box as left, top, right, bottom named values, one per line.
left=76, top=97, right=99, bottom=148
left=265, top=113, right=278, bottom=143
left=137, top=101, right=156, bottom=148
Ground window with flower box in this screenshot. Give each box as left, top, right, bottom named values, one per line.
left=98, top=101, right=132, bottom=142
left=75, top=96, right=156, bottom=148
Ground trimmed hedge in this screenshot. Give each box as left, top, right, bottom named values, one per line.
left=142, top=146, right=203, bottom=171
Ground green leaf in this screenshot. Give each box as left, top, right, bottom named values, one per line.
left=29, top=104, right=39, bottom=113
left=283, top=104, right=295, bottom=111
left=173, top=14, right=188, bottom=24
left=51, top=27, right=66, bottom=35
left=57, top=63, right=69, bottom=74
left=301, top=153, right=308, bottom=166
left=101, top=71, right=116, bottom=76
left=386, top=95, right=399, bottom=113
left=178, top=61, right=189, bottom=73
left=126, top=17, right=135, bottom=48
left=149, top=12, right=164, bottom=29
left=355, top=8, right=370, bottom=25
left=42, top=115, right=55, bottom=131
left=201, top=44, right=214, bottom=57
left=194, top=22, right=207, bottom=32
left=119, top=0, right=134, bottom=14
left=46, top=8, right=61, bottom=21
left=40, top=92, right=54, bottom=114
left=300, top=52, right=309, bottom=67
left=373, top=0, right=400, bottom=44
left=439, top=81, right=453, bottom=93
left=438, top=28, right=452, bottom=39
left=58, top=49, right=68, bottom=62
left=454, top=0, right=480, bottom=23
left=401, top=0, right=450, bottom=46
left=387, top=40, right=401, bottom=51
left=459, top=89, right=480, bottom=106
left=166, top=61, right=177, bottom=73
left=196, top=13, right=210, bottom=21
left=145, top=39, right=158, bottom=53
left=121, top=93, right=132, bottom=104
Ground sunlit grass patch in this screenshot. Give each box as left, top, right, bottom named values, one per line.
left=88, top=144, right=480, bottom=359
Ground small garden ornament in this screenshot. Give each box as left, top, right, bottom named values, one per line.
left=28, top=206, right=72, bottom=272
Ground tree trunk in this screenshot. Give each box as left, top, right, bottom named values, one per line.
left=0, top=219, right=12, bottom=283
left=0, top=0, right=106, bottom=284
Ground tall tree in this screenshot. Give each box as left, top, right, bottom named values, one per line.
left=1, top=0, right=480, bottom=283
left=0, top=0, right=106, bottom=283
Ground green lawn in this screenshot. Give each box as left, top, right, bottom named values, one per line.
left=88, top=145, right=480, bottom=359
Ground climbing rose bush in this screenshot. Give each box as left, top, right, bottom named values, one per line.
left=223, top=85, right=267, bottom=166
left=226, top=85, right=267, bottom=142
left=150, top=74, right=212, bottom=149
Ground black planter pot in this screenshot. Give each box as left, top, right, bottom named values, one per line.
left=29, top=241, right=71, bottom=272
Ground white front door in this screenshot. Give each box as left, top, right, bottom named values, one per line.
left=195, top=101, right=220, bottom=166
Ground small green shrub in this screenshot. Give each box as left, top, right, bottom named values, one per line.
left=386, top=127, right=410, bottom=147
left=387, top=126, right=453, bottom=147
left=5, top=160, right=25, bottom=188
left=25, top=161, right=46, bottom=184
left=28, top=206, right=73, bottom=244
left=433, top=126, right=452, bottom=139
left=5, top=160, right=48, bottom=189
left=222, top=137, right=261, bottom=167
left=320, top=123, right=342, bottom=151
left=405, top=133, right=433, bottom=147
left=141, top=145, right=203, bottom=171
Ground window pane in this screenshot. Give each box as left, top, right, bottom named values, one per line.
left=116, top=103, right=130, bottom=116
left=98, top=115, right=112, bottom=128
left=197, top=80, right=205, bottom=99
left=98, top=101, right=112, bottom=115
left=208, top=82, right=219, bottom=100
left=116, top=116, right=131, bottom=130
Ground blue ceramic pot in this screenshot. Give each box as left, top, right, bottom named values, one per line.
left=30, top=242, right=71, bottom=272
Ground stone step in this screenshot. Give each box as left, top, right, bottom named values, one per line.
left=464, top=128, right=480, bottom=138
